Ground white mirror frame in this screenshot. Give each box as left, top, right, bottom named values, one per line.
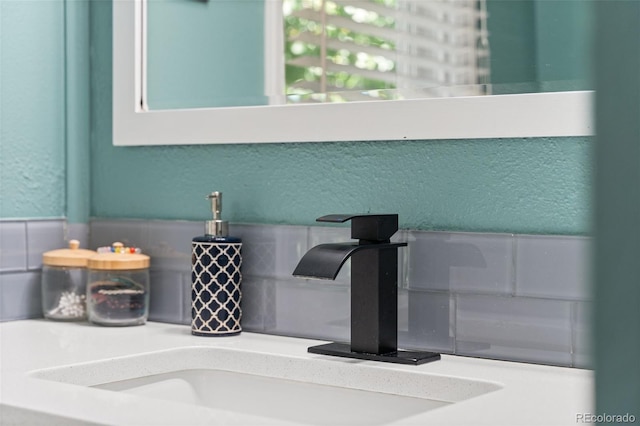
left=113, top=0, right=594, bottom=146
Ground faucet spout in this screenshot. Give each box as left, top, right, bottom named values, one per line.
left=292, top=242, right=406, bottom=280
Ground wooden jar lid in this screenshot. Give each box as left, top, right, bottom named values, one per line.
left=42, top=240, right=96, bottom=267
left=88, top=243, right=150, bottom=270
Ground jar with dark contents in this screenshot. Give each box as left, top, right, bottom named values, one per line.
left=86, top=243, right=150, bottom=326
left=41, top=240, right=96, bottom=321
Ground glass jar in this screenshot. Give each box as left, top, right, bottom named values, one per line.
left=86, top=243, right=150, bottom=326
left=41, top=240, right=95, bottom=321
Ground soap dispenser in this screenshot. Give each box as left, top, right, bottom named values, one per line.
left=191, top=191, right=243, bottom=336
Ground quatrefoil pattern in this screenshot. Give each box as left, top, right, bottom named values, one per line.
left=191, top=242, right=242, bottom=335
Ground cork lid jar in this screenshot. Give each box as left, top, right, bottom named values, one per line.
left=86, top=242, right=150, bottom=327
left=41, top=240, right=96, bottom=321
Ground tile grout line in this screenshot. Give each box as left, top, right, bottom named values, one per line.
left=510, top=234, right=518, bottom=297
left=23, top=220, right=33, bottom=272
left=451, top=292, right=458, bottom=355
left=570, top=300, right=577, bottom=368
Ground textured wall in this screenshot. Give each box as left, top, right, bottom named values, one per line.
left=91, top=1, right=591, bottom=235
left=147, top=0, right=265, bottom=109
left=90, top=137, right=592, bottom=234
left=0, top=0, right=66, bottom=219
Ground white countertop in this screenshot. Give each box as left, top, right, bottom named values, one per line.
left=0, top=320, right=594, bottom=425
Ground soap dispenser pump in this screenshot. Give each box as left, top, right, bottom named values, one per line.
left=191, top=191, right=243, bottom=336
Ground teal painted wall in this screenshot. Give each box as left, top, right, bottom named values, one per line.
left=91, top=1, right=591, bottom=235
left=487, top=0, right=593, bottom=91
left=534, top=0, right=593, bottom=89
left=0, top=0, right=66, bottom=219
left=147, top=0, right=266, bottom=109
left=487, top=0, right=537, bottom=85
left=0, top=0, right=89, bottom=223
left=64, top=0, right=91, bottom=224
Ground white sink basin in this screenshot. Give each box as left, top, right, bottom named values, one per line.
left=95, top=369, right=449, bottom=425
left=30, top=346, right=501, bottom=425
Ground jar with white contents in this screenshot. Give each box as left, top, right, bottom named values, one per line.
left=86, top=242, right=150, bottom=326
left=41, top=240, right=96, bottom=321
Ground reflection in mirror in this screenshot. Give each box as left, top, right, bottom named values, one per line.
left=146, top=0, right=592, bottom=110
left=282, top=0, right=491, bottom=103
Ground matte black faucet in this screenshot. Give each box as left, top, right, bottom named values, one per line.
left=293, top=214, right=440, bottom=365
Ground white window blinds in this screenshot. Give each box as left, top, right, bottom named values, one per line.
left=283, top=0, right=490, bottom=102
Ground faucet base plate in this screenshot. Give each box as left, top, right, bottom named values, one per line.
left=308, top=342, right=440, bottom=365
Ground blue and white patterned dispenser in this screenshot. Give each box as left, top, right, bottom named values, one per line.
left=191, top=192, right=243, bottom=336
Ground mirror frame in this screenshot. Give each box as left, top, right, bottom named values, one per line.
left=113, top=0, right=594, bottom=146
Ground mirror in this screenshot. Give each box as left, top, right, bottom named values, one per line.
left=112, top=0, right=594, bottom=146
left=145, top=0, right=593, bottom=110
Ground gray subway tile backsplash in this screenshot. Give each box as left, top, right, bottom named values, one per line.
left=66, top=223, right=90, bottom=248
left=26, top=220, right=65, bottom=270
left=0, top=272, right=43, bottom=321
left=401, top=289, right=455, bottom=354
left=90, top=220, right=594, bottom=367
left=270, top=277, right=350, bottom=342
left=241, top=276, right=277, bottom=331
left=407, top=231, right=514, bottom=295
left=515, top=235, right=592, bottom=301
left=233, top=224, right=308, bottom=280
left=456, top=294, right=573, bottom=366
left=146, top=221, right=197, bottom=272
left=90, top=219, right=149, bottom=252
left=572, top=301, right=593, bottom=369
left=148, top=269, right=189, bottom=324
left=0, top=218, right=593, bottom=367
left=1, top=220, right=67, bottom=322
left=0, top=221, right=28, bottom=272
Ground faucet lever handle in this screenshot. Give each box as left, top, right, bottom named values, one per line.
left=316, top=214, right=399, bottom=242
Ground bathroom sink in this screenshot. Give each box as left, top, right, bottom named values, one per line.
left=30, top=346, right=501, bottom=425
left=3, top=322, right=591, bottom=426
left=95, top=369, right=450, bottom=425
